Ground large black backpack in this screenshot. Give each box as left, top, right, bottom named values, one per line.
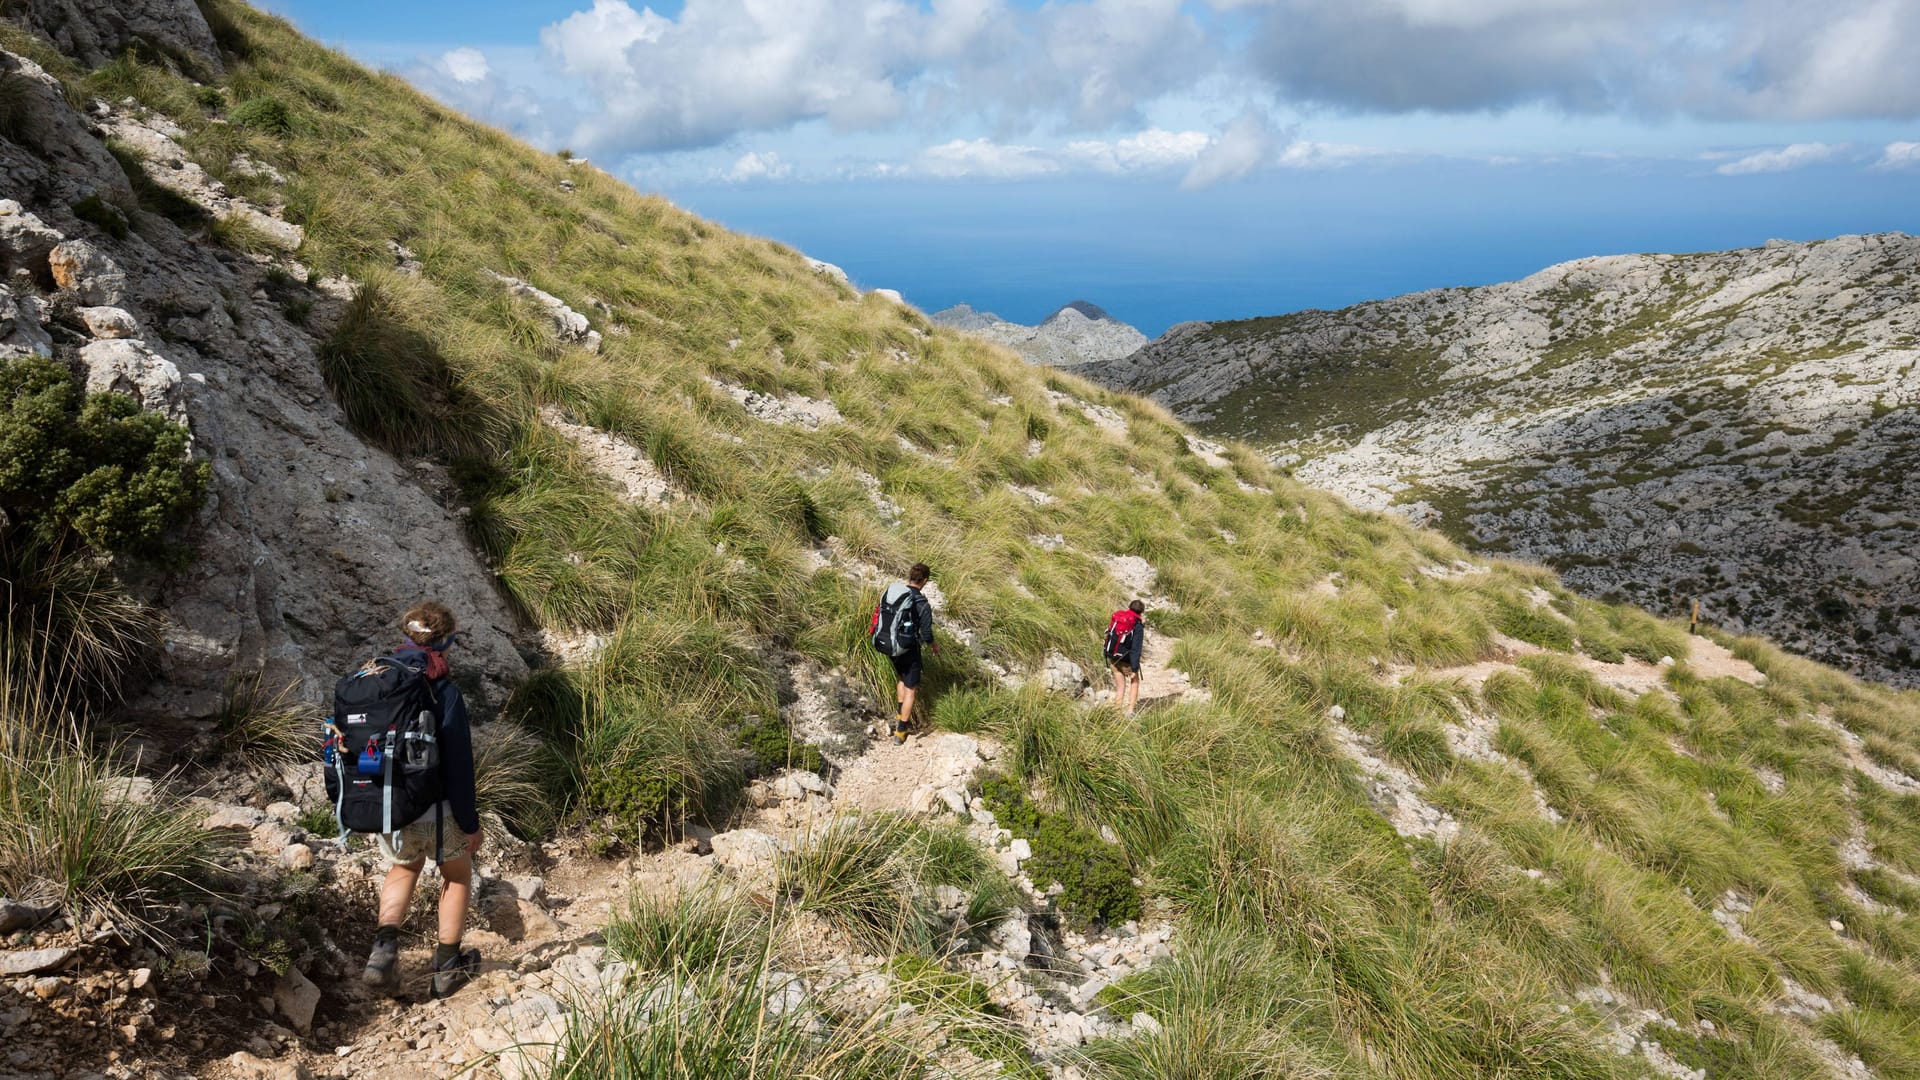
left=324, top=655, right=444, bottom=842
left=869, top=584, right=919, bottom=657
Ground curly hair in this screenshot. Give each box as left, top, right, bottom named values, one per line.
left=401, top=601, right=457, bottom=646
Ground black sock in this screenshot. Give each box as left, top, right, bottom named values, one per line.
left=374, top=925, right=400, bottom=946
left=433, top=941, right=461, bottom=966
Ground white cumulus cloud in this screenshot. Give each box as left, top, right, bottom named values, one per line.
left=1182, top=110, right=1283, bottom=190
left=916, top=138, right=1060, bottom=179
left=1065, top=128, right=1212, bottom=173
left=440, top=47, right=490, bottom=84
left=1876, top=141, right=1920, bottom=169
left=1714, top=142, right=1843, bottom=175
left=724, top=150, right=792, bottom=182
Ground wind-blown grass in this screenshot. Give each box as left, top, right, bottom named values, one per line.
left=56, top=5, right=1920, bottom=1075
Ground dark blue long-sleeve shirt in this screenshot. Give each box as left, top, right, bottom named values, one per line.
left=392, top=646, right=480, bottom=835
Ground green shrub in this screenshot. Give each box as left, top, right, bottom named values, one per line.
left=980, top=772, right=1140, bottom=928
left=739, top=716, right=823, bottom=775
left=71, top=194, right=129, bottom=239
left=229, top=95, right=295, bottom=135
left=1494, top=599, right=1576, bottom=652
left=0, top=354, right=208, bottom=557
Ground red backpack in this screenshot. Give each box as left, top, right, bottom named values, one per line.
left=1104, top=609, right=1140, bottom=663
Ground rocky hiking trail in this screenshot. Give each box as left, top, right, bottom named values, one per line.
left=215, top=725, right=1186, bottom=1080
left=0, top=641, right=1209, bottom=1080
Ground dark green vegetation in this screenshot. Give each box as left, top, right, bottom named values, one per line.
left=3, top=4, right=1920, bottom=1076
left=981, top=771, right=1141, bottom=927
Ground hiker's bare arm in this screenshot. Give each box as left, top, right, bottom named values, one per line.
left=466, top=831, right=483, bottom=858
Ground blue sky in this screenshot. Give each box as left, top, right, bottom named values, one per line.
left=262, top=0, right=1920, bottom=336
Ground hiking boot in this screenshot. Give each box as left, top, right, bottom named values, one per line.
left=891, top=718, right=909, bottom=744
left=430, top=948, right=481, bottom=999
left=362, top=935, right=400, bottom=993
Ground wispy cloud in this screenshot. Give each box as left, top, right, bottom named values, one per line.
left=1714, top=142, right=1844, bottom=175
left=915, top=138, right=1060, bottom=179
left=1182, top=110, right=1282, bottom=189
left=1875, top=141, right=1920, bottom=169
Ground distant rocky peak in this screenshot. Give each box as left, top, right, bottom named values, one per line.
left=931, top=298, right=1148, bottom=367
left=1044, top=300, right=1115, bottom=325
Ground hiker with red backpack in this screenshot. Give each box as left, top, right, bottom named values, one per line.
left=1104, top=600, right=1146, bottom=716
left=323, top=601, right=484, bottom=999
left=870, top=563, right=937, bottom=743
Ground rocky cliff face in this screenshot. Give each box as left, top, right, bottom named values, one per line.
left=0, top=3, right=525, bottom=718
left=1082, top=235, right=1920, bottom=685
left=931, top=299, right=1147, bottom=367
left=18, top=0, right=224, bottom=75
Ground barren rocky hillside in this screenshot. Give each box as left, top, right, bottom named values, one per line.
left=5, top=5, right=1920, bottom=1080
left=932, top=300, right=1147, bottom=367
left=1082, top=236, right=1920, bottom=686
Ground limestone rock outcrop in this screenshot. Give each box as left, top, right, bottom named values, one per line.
left=932, top=299, right=1147, bottom=367
left=0, top=44, right=525, bottom=719
left=17, top=0, right=225, bottom=76
left=1082, top=235, right=1920, bottom=685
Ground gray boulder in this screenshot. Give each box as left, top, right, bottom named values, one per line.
left=18, top=0, right=225, bottom=76
left=79, top=338, right=184, bottom=422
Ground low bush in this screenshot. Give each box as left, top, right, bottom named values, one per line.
left=738, top=716, right=823, bottom=776
left=0, top=354, right=208, bottom=557
left=228, top=94, right=295, bottom=135
left=980, top=773, right=1140, bottom=928
left=1494, top=599, right=1576, bottom=652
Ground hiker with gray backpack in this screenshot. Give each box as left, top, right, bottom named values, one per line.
left=870, top=563, right=937, bottom=744
left=322, top=601, right=484, bottom=998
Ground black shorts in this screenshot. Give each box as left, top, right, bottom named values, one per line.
left=889, top=648, right=924, bottom=689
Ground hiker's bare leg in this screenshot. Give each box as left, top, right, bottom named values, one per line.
left=1125, top=672, right=1140, bottom=713
left=378, top=861, right=423, bottom=927
left=437, top=855, right=472, bottom=945
left=900, top=684, right=918, bottom=725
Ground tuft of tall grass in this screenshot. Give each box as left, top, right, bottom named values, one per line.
left=1, top=663, right=231, bottom=937
left=775, top=814, right=1009, bottom=953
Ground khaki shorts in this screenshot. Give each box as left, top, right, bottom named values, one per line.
left=374, top=803, right=469, bottom=867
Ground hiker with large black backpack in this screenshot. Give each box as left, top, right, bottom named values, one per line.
left=869, top=562, right=937, bottom=744
left=323, top=601, right=484, bottom=998
left=1103, top=599, right=1146, bottom=716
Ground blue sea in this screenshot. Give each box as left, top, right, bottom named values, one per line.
left=670, top=160, right=1919, bottom=339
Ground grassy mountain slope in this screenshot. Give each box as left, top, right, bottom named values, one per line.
left=1077, top=240, right=1920, bottom=687
left=9, top=3, right=1920, bottom=1076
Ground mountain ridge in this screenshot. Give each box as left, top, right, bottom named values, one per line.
left=930, top=298, right=1148, bottom=367
left=5, top=5, right=1920, bottom=1080
left=1080, top=233, right=1920, bottom=685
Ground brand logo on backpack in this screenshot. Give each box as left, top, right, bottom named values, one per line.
left=322, top=655, right=443, bottom=839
